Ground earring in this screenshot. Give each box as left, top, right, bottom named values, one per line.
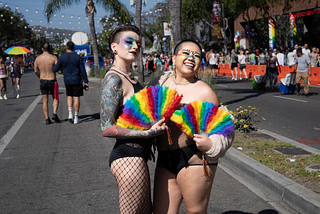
left=114, top=50, right=117, bottom=54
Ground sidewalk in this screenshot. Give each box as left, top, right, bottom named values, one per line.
left=222, top=129, right=320, bottom=214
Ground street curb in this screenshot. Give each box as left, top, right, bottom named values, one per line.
left=258, top=129, right=320, bottom=155
left=223, top=141, right=320, bottom=214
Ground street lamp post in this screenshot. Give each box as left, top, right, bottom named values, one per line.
left=163, top=37, right=166, bottom=54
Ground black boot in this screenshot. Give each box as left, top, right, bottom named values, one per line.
left=52, top=113, right=61, bottom=123
left=46, top=118, right=53, bottom=125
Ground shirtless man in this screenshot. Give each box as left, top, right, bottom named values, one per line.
left=34, top=43, right=60, bottom=125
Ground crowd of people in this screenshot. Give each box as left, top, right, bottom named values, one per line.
left=197, top=43, right=314, bottom=95
left=0, top=52, right=26, bottom=100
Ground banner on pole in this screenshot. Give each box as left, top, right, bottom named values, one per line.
left=289, top=13, right=297, bottom=48
left=268, top=18, right=275, bottom=50
left=163, top=22, right=171, bottom=36
left=212, top=1, right=221, bottom=22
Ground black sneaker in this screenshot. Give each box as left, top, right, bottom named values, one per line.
left=52, top=114, right=61, bottom=123
left=295, top=91, right=300, bottom=95
left=46, top=118, right=52, bottom=125
left=305, top=93, right=310, bottom=97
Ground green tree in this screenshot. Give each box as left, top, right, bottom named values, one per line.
left=181, top=0, right=215, bottom=45
left=0, top=7, right=31, bottom=46
left=141, top=2, right=170, bottom=50
left=44, top=0, right=131, bottom=77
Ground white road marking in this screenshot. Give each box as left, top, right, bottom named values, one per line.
left=274, top=96, right=307, bottom=103
left=215, top=84, right=229, bottom=88
left=0, top=95, right=42, bottom=156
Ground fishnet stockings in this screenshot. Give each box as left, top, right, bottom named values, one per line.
left=111, top=157, right=152, bottom=214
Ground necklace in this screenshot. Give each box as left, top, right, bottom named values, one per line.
left=112, top=64, right=135, bottom=80
left=173, top=75, right=195, bottom=86
left=112, top=64, right=129, bottom=74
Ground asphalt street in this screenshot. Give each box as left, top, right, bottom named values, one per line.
left=0, top=69, right=300, bottom=214
left=214, top=76, right=320, bottom=150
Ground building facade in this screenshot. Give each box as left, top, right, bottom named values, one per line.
left=234, top=0, right=320, bottom=49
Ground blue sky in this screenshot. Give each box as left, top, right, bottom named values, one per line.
left=2, top=0, right=164, bottom=33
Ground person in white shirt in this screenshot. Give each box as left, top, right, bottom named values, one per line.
left=238, top=49, right=248, bottom=80
left=276, top=50, right=285, bottom=66
left=302, top=43, right=310, bottom=55
left=287, top=48, right=295, bottom=67
left=207, top=49, right=219, bottom=77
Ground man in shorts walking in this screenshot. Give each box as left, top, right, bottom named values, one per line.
left=294, top=47, right=311, bottom=97
left=207, top=49, right=219, bottom=77
left=53, top=41, right=89, bottom=124
left=34, top=43, right=60, bottom=125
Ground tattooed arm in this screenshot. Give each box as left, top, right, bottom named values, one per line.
left=100, top=73, right=165, bottom=139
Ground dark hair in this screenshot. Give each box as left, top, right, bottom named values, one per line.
left=66, top=41, right=75, bottom=51
left=174, top=39, right=202, bottom=57
left=109, top=25, right=141, bottom=51
left=43, top=43, right=51, bottom=52
left=297, top=47, right=302, bottom=53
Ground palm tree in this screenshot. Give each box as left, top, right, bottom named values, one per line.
left=45, top=0, right=131, bottom=78
left=169, top=0, right=182, bottom=48
left=135, top=0, right=144, bottom=85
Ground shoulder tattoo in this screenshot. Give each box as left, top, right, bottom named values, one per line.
left=100, top=73, right=123, bottom=131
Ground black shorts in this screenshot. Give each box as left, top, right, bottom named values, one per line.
left=40, top=79, right=56, bottom=95
left=240, top=64, right=246, bottom=70
left=65, top=84, right=83, bottom=97
left=109, top=139, right=152, bottom=167
left=208, top=64, right=218, bottom=69
left=231, top=63, right=238, bottom=69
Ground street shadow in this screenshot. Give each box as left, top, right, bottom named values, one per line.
left=217, top=87, right=268, bottom=105
left=20, top=94, right=41, bottom=99
left=79, top=113, right=100, bottom=122
left=222, top=210, right=278, bottom=214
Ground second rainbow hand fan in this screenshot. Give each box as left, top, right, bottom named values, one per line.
left=170, top=101, right=234, bottom=138
left=116, top=85, right=183, bottom=130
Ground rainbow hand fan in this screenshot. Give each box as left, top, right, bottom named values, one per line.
left=171, top=101, right=234, bottom=138
left=116, top=85, right=183, bottom=131
left=171, top=101, right=234, bottom=177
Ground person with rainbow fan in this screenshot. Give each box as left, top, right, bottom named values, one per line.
left=148, top=39, right=235, bottom=214
left=100, top=25, right=166, bottom=214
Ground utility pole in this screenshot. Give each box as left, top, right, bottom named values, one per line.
left=222, top=3, right=227, bottom=56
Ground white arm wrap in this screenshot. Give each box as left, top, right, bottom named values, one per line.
left=205, top=105, right=235, bottom=162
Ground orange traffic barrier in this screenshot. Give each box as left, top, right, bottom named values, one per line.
left=217, top=65, right=319, bottom=86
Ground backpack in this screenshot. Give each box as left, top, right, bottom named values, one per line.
left=13, top=63, right=20, bottom=73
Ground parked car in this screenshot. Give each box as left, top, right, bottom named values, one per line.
left=83, top=55, right=104, bottom=68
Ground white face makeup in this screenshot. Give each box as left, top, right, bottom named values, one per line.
left=113, top=31, right=141, bottom=62
left=119, top=35, right=141, bottom=50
